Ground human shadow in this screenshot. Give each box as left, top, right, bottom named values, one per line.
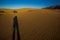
left=12, top=16, right=20, bottom=40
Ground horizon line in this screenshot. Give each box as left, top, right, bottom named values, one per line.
left=0, top=7, right=42, bottom=9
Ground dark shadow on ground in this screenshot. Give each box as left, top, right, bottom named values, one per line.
left=12, top=16, right=20, bottom=40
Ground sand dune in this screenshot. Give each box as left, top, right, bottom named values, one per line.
left=0, top=8, right=60, bottom=40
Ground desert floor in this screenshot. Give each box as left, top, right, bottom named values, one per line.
left=0, top=9, right=60, bottom=40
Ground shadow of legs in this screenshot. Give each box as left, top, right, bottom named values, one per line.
left=12, top=16, right=20, bottom=40
left=12, top=29, right=20, bottom=40
left=12, top=29, right=15, bottom=40
left=17, top=29, right=20, bottom=40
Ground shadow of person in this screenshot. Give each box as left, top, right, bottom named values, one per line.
left=12, top=16, right=20, bottom=40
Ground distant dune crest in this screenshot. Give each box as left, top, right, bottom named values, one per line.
left=0, top=5, right=60, bottom=14
left=44, top=5, right=60, bottom=9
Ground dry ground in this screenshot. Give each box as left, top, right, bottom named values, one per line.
left=0, top=9, right=60, bottom=40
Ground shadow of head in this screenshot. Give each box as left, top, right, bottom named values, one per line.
left=13, top=10, right=17, bottom=13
